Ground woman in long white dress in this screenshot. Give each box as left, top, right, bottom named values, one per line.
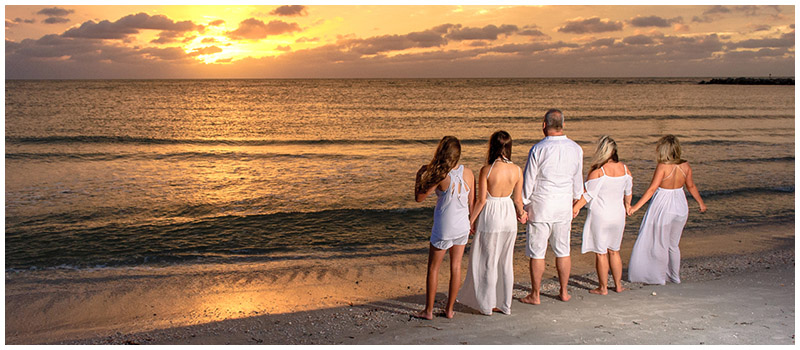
left=572, top=136, right=632, bottom=294
left=458, top=130, right=527, bottom=315
left=627, top=135, right=707, bottom=285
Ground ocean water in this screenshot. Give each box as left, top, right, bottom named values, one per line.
left=5, top=79, right=794, bottom=269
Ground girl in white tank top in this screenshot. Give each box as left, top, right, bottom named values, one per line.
left=413, top=136, right=474, bottom=319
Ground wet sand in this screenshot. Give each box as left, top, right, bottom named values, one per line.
left=5, top=221, right=794, bottom=345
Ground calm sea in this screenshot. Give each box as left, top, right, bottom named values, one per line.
left=5, top=78, right=795, bottom=270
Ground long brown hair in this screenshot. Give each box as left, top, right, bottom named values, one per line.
left=487, top=130, right=512, bottom=164
left=588, top=135, right=619, bottom=173
left=416, top=136, right=461, bottom=193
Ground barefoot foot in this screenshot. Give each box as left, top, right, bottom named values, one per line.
left=589, top=287, right=608, bottom=295
left=559, top=291, right=571, bottom=302
left=614, top=285, right=626, bottom=293
left=520, top=293, right=540, bottom=305
left=445, top=310, right=455, bottom=319
left=412, top=310, right=433, bottom=320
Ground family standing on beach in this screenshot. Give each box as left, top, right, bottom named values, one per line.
left=413, top=109, right=707, bottom=319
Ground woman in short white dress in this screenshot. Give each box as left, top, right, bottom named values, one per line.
left=458, top=130, right=526, bottom=315
left=572, top=136, right=632, bottom=294
left=627, top=135, right=707, bottom=285
left=413, top=136, right=475, bottom=319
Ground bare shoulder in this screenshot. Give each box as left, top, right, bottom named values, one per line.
left=587, top=168, right=603, bottom=180
left=621, top=162, right=632, bottom=176
left=462, top=165, right=475, bottom=178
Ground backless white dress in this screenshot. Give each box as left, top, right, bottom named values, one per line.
left=458, top=159, right=518, bottom=315
left=581, top=164, right=632, bottom=254
left=628, top=165, right=689, bottom=284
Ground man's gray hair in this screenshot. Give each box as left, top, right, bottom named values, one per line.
left=544, top=108, right=564, bottom=130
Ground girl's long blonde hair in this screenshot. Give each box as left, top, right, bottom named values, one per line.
left=589, top=135, right=619, bottom=174
left=416, top=136, right=461, bottom=193
left=656, top=134, right=686, bottom=164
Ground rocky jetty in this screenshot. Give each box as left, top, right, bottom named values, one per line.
left=699, top=77, right=794, bottom=85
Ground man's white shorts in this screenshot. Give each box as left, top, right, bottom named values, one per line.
left=525, top=221, right=571, bottom=259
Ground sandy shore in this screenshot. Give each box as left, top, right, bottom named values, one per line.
left=6, top=221, right=794, bottom=345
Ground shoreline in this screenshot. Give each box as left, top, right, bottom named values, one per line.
left=6, top=221, right=795, bottom=345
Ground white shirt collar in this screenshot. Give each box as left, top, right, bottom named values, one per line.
left=545, top=135, right=567, bottom=140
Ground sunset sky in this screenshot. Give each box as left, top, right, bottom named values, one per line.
left=5, top=4, right=795, bottom=79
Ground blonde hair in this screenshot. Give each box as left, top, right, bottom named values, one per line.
left=589, top=135, right=618, bottom=173
left=656, top=134, right=686, bottom=164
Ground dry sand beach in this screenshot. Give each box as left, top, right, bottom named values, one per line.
left=6, top=221, right=793, bottom=345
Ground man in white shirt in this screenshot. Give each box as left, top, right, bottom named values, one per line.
left=520, top=108, right=583, bottom=304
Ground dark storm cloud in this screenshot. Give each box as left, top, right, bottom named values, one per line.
left=623, top=34, right=654, bottom=45
left=6, top=18, right=36, bottom=28
left=116, top=13, right=200, bottom=31
left=270, top=5, right=307, bottom=17
left=629, top=15, right=682, bottom=28
left=151, top=31, right=183, bottom=44
left=518, top=29, right=546, bottom=37
left=691, top=16, right=713, bottom=23
left=728, top=32, right=794, bottom=49
left=750, top=24, right=771, bottom=32
left=37, top=7, right=74, bottom=17
left=733, top=5, right=760, bottom=16
left=295, top=37, right=320, bottom=43
left=431, top=23, right=457, bottom=34
left=489, top=41, right=579, bottom=55
left=342, top=30, right=447, bottom=55
left=63, top=20, right=138, bottom=39
left=703, top=6, right=731, bottom=15
left=558, top=17, right=623, bottom=34
left=226, top=18, right=301, bottom=40
left=63, top=13, right=202, bottom=40
left=140, top=47, right=191, bottom=61
left=188, top=45, right=223, bottom=56
left=587, top=38, right=616, bottom=47
left=445, top=24, right=518, bottom=40
left=43, top=17, right=70, bottom=24
left=693, top=5, right=734, bottom=23
left=7, top=33, right=192, bottom=65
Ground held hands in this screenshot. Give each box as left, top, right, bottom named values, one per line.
left=572, top=205, right=580, bottom=219
left=517, top=211, right=528, bottom=224
left=626, top=206, right=637, bottom=216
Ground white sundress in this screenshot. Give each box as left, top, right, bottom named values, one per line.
left=458, top=159, right=518, bottom=315
left=581, top=165, right=632, bottom=254
left=430, top=165, right=470, bottom=248
left=628, top=165, right=689, bottom=284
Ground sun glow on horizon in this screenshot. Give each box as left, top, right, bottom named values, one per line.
left=4, top=5, right=794, bottom=79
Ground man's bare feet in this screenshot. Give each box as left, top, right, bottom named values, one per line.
left=413, top=310, right=433, bottom=320
left=445, top=310, right=455, bottom=319
left=492, top=308, right=502, bottom=312
left=614, top=285, right=626, bottom=293
left=520, top=293, right=540, bottom=305
left=559, top=290, right=571, bottom=302
left=589, top=287, right=608, bottom=295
